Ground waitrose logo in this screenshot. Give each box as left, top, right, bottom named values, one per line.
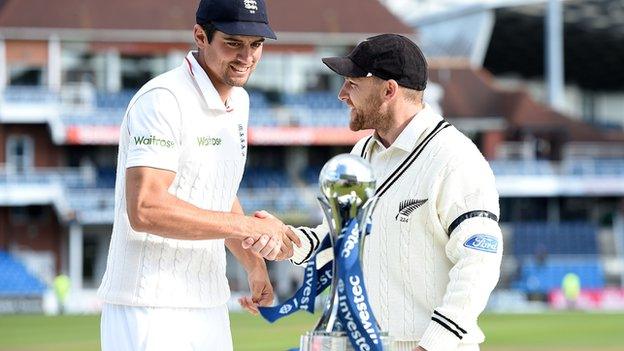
left=197, top=136, right=222, bottom=147
left=133, top=135, right=175, bottom=148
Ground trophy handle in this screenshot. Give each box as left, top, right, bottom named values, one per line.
left=357, top=196, right=379, bottom=259
left=314, top=196, right=341, bottom=333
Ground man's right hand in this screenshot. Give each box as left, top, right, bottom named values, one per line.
left=245, top=210, right=288, bottom=260
left=243, top=210, right=300, bottom=260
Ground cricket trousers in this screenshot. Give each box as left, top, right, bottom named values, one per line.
left=101, top=303, right=233, bottom=351
left=395, top=340, right=479, bottom=351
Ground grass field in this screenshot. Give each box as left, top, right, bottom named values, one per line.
left=0, top=312, right=623, bottom=351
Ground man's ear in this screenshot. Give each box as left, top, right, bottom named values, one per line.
left=384, top=79, right=400, bottom=101
left=193, top=24, right=208, bottom=49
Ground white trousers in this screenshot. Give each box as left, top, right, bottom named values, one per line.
left=100, top=303, right=233, bottom=351
left=395, top=340, right=479, bottom=351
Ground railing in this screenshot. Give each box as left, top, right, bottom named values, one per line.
left=489, top=159, right=624, bottom=176
left=3, top=160, right=624, bottom=223
left=0, top=167, right=93, bottom=187
left=2, top=86, right=351, bottom=128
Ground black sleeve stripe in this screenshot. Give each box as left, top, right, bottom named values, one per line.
left=300, top=227, right=319, bottom=251
left=431, top=317, right=463, bottom=340
left=292, top=230, right=315, bottom=265
left=447, top=210, right=499, bottom=236
left=433, top=310, right=467, bottom=334
left=360, top=135, right=373, bottom=159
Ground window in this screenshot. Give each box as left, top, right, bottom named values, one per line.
left=6, top=135, right=34, bottom=173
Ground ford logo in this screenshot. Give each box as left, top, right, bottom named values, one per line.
left=463, top=234, right=498, bottom=253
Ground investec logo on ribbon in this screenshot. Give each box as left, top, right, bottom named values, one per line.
left=279, top=304, right=292, bottom=314
left=298, top=263, right=315, bottom=311
left=133, top=135, right=175, bottom=148
left=341, top=224, right=360, bottom=258
left=197, top=136, right=222, bottom=147
left=337, top=278, right=379, bottom=349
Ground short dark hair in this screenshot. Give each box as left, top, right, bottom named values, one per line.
left=199, top=22, right=217, bottom=43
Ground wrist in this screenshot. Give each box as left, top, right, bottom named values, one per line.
left=235, top=215, right=257, bottom=240
left=246, top=259, right=267, bottom=275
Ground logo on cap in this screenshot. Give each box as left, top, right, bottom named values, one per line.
left=244, top=0, right=258, bottom=13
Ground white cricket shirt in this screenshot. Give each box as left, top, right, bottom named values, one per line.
left=98, top=52, right=249, bottom=308
left=291, top=104, right=502, bottom=351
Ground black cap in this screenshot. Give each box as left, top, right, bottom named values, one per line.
left=196, top=0, right=276, bottom=40
left=322, top=34, right=427, bottom=91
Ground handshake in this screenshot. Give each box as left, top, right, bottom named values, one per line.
left=242, top=210, right=302, bottom=261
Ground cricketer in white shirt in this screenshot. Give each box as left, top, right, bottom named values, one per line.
left=98, top=51, right=250, bottom=351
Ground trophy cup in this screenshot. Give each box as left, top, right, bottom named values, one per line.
left=300, top=154, right=394, bottom=351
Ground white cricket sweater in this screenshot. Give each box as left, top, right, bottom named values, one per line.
left=98, top=52, right=249, bottom=308
left=291, top=104, right=502, bottom=351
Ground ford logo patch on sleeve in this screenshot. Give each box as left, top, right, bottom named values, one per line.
left=463, top=234, right=499, bottom=253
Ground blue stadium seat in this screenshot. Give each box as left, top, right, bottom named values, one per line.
left=512, top=222, right=598, bottom=256
left=0, top=251, right=47, bottom=296
left=240, top=167, right=292, bottom=189
left=513, top=258, right=605, bottom=294
left=96, top=168, right=117, bottom=188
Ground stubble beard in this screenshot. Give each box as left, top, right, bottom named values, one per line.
left=349, top=95, right=391, bottom=132
left=223, top=74, right=250, bottom=87
left=222, top=63, right=255, bottom=87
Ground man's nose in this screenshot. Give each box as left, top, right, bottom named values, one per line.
left=338, top=81, right=349, bottom=102
left=237, top=46, right=254, bottom=64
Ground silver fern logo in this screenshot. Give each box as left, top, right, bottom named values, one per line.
left=396, top=198, right=428, bottom=222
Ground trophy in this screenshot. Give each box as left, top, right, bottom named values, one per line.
left=300, top=154, right=394, bottom=351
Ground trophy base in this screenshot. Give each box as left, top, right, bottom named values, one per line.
left=300, top=331, right=394, bottom=351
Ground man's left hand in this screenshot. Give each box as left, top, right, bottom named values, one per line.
left=238, top=266, right=274, bottom=315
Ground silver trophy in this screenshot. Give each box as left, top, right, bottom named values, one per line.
left=300, top=154, right=394, bottom=351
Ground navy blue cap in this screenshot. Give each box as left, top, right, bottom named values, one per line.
left=196, top=0, right=276, bottom=39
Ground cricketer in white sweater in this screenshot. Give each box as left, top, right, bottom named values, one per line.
left=290, top=104, right=503, bottom=351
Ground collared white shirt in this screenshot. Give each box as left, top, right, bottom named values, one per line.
left=98, top=52, right=249, bottom=308
left=291, top=104, right=502, bottom=351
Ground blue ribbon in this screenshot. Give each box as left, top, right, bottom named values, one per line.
left=259, top=236, right=333, bottom=322
left=334, top=218, right=383, bottom=351
left=259, top=218, right=382, bottom=351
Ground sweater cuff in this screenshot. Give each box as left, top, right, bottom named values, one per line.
left=288, top=226, right=314, bottom=265
left=419, top=318, right=462, bottom=351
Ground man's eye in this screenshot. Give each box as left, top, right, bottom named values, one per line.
left=226, top=42, right=241, bottom=48
left=251, top=42, right=263, bottom=48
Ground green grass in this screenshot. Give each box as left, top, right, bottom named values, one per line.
left=0, top=312, right=623, bottom=351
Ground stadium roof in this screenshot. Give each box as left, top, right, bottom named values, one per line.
left=386, top=0, right=624, bottom=91
left=0, top=0, right=413, bottom=44
left=485, top=0, right=624, bottom=90
left=429, top=65, right=624, bottom=143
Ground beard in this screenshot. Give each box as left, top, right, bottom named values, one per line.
left=349, top=94, right=391, bottom=132
left=222, top=70, right=252, bottom=87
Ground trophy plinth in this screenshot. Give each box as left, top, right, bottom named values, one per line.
left=299, top=154, right=394, bottom=351
left=301, top=332, right=394, bottom=351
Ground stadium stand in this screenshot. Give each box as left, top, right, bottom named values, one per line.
left=0, top=251, right=47, bottom=296
left=512, top=222, right=599, bottom=256
left=1, top=0, right=624, bottom=314
left=513, top=258, right=605, bottom=294
left=511, top=222, right=606, bottom=294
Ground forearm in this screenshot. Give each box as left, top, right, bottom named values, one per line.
left=225, top=198, right=266, bottom=273
left=128, top=190, right=253, bottom=241
left=226, top=238, right=266, bottom=273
